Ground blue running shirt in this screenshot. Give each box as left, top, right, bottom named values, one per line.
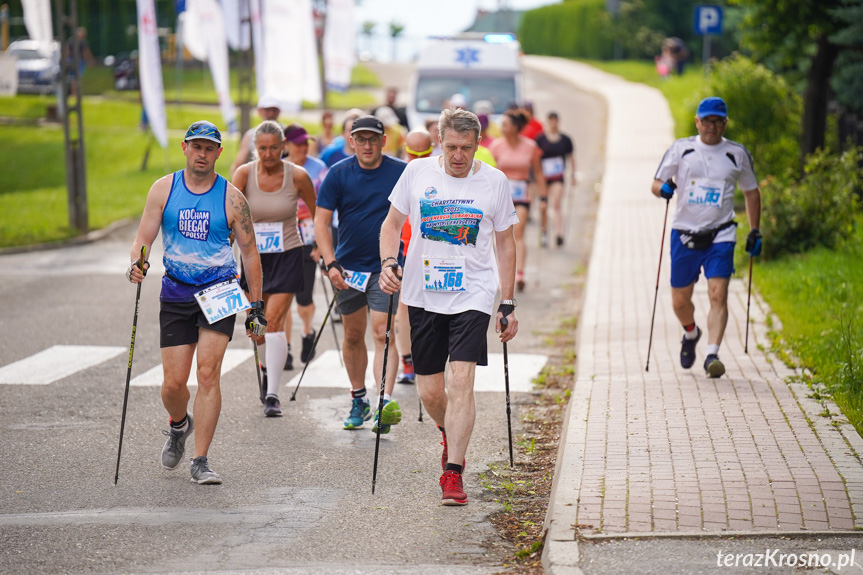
left=160, top=170, right=238, bottom=302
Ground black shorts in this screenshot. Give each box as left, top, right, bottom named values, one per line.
left=407, top=307, right=490, bottom=375
left=296, top=244, right=317, bottom=307
left=239, top=246, right=305, bottom=294
left=160, top=300, right=235, bottom=348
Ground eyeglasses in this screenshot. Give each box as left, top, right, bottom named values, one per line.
left=354, top=135, right=382, bottom=146
left=699, top=117, right=726, bottom=126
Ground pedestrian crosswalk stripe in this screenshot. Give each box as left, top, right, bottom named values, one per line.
left=129, top=349, right=253, bottom=387
left=0, top=345, right=126, bottom=385
left=285, top=350, right=546, bottom=393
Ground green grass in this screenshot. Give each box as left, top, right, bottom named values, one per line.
left=0, top=64, right=380, bottom=247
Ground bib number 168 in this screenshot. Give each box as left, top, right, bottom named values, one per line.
left=443, top=271, right=463, bottom=288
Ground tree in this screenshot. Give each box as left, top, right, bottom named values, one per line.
left=830, top=0, right=863, bottom=116
left=389, top=21, right=404, bottom=62
left=729, top=0, right=845, bottom=161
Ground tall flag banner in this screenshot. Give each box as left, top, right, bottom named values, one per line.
left=250, top=0, right=265, bottom=98
left=260, top=0, right=299, bottom=111
left=181, top=0, right=237, bottom=131
left=137, top=0, right=168, bottom=148
left=21, top=0, right=53, bottom=57
left=220, top=0, right=251, bottom=51
left=298, top=0, right=321, bottom=104
left=323, top=0, right=354, bottom=92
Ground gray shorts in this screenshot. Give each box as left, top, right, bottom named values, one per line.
left=336, top=271, right=399, bottom=315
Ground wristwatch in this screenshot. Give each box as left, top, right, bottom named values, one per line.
left=499, top=299, right=518, bottom=307
left=250, top=300, right=265, bottom=312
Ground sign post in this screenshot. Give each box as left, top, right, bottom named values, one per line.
left=694, top=5, right=723, bottom=64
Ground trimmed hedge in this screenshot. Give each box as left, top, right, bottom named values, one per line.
left=518, top=0, right=614, bottom=61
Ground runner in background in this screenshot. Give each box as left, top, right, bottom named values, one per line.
left=489, top=109, right=547, bottom=291
left=314, top=110, right=336, bottom=156
left=232, top=121, right=317, bottom=417
left=283, top=124, right=327, bottom=368
left=535, top=111, right=576, bottom=248
left=229, top=96, right=282, bottom=178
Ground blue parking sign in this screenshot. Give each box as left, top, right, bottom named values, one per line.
left=694, top=5, right=723, bottom=36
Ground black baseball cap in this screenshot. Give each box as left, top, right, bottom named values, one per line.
left=351, top=115, right=384, bottom=135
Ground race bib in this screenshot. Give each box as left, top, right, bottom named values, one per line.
left=685, top=178, right=724, bottom=209
left=344, top=269, right=371, bottom=293
left=254, top=222, right=284, bottom=253
left=541, top=156, right=565, bottom=179
left=298, top=219, right=315, bottom=246
left=194, top=279, right=250, bottom=324
left=423, top=255, right=466, bottom=292
left=508, top=179, right=528, bottom=203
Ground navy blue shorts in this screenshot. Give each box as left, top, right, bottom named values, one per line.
left=669, top=229, right=735, bottom=288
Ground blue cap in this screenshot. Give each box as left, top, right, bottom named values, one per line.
left=696, top=97, right=727, bottom=119
left=184, top=120, right=222, bottom=144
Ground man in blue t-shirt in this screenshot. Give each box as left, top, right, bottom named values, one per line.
left=315, top=115, right=407, bottom=434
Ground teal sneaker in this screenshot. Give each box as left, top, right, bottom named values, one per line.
left=343, top=397, right=371, bottom=430
left=371, top=399, right=402, bottom=434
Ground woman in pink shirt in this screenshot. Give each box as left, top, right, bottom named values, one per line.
left=489, top=110, right=547, bottom=291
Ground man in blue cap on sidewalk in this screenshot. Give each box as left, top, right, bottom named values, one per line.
left=651, top=97, right=762, bottom=377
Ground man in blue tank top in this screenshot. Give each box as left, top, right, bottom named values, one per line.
left=127, top=121, right=267, bottom=485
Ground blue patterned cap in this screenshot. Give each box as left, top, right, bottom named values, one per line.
left=184, top=120, right=222, bottom=144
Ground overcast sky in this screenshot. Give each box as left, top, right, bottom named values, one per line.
left=352, top=0, right=560, bottom=61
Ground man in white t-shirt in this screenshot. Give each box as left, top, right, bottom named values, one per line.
left=379, top=107, right=519, bottom=506
left=652, top=97, right=763, bottom=378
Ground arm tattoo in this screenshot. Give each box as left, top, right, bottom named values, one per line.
left=230, top=192, right=256, bottom=248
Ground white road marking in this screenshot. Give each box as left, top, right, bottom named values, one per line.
left=285, top=350, right=546, bottom=393
left=129, top=348, right=253, bottom=387
left=0, top=345, right=126, bottom=385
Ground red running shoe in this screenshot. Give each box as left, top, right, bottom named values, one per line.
left=440, top=470, right=468, bottom=506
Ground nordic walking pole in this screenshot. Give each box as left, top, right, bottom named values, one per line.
left=252, top=341, right=265, bottom=404
left=318, top=260, right=343, bottom=366
left=290, top=291, right=338, bottom=401
left=500, top=316, right=514, bottom=468
left=372, top=268, right=397, bottom=494
left=645, top=198, right=671, bottom=372
left=418, top=397, right=424, bottom=422
left=115, top=246, right=146, bottom=485
left=745, top=256, right=753, bottom=353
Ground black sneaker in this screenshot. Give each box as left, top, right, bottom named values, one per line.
left=704, top=354, right=725, bottom=378
left=301, top=329, right=316, bottom=363
left=264, top=395, right=282, bottom=417
left=284, top=345, right=294, bottom=371
left=680, top=326, right=701, bottom=369
left=556, top=235, right=564, bottom=247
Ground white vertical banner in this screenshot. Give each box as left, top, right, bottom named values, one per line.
left=21, top=0, right=53, bottom=57
left=250, top=0, right=265, bottom=99
left=182, top=0, right=237, bottom=132
left=220, top=0, right=251, bottom=51
left=260, top=0, right=301, bottom=112
left=137, top=0, right=168, bottom=148
left=323, top=0, right=354, bottom=92
left=298, top=0, right=321, bottom=105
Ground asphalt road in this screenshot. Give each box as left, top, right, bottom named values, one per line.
left=0, top=61, right=605, bottom=574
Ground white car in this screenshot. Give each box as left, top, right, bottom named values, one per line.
left=7, top=39, right=61, bottom=95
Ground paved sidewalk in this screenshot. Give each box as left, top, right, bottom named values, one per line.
left=523, top=57, right=863, bottom=574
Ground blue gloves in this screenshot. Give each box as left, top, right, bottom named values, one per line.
left=745, top=228, right=762, bottom=257
left=660, top=178, right=676, bottom=200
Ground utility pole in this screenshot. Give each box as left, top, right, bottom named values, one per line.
left=54, top=0, right=87, bottom=233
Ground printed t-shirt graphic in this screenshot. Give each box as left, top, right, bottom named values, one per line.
left=419, top=192, right=483, bottom=247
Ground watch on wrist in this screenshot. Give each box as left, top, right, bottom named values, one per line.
left=381, top=256, right=397, bottom=268
left=250, top=300, right=265, bottom=312
left=499, top=299, right=518, bottom=307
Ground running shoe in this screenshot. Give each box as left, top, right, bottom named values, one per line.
left=160, top=414, right=194, bottom=470
left=190, top=456, right=222, bottom=485
left=300, top=329, right=316, bottom=363
left=704, top=354, right=726, bottom=378
left=556, top=235, right=564, bottom=247
left=540, top=233, right=548, bottom=248
left=264, top=395, right=282, bottom=417
left=343, top=397, right=371, bottom=429
left=284, top=345, right=294, bottom=371
left=371, top=399, right=402, bottom=434
left=258, top=365, right=267, bottom=404
left=440, top=470, right=468, bottom=506
left=397, top=360, right=415, bottom=384
left=516, top=271, right=525, bottom=293
left=679, top=326, right=701, bottom=369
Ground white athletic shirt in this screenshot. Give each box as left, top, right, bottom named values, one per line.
left=654, top=136, right=758, bottom=243
left=389, top=157, right=519, bottom=315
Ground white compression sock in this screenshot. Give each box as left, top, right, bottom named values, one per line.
left=707, top=344, right=720, bottom=356
left=265, top=332, right=288, bottom=397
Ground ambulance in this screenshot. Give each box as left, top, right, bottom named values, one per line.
left=407, top=33, right=523, bottom=130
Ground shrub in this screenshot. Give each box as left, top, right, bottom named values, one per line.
left=760, top=147, right=861, bottom=259
left=693, top=54, right=801, bottom=180
left=518, top=0, right=614, bottom=60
